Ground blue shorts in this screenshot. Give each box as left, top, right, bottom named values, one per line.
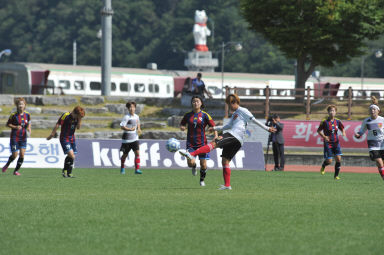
left=188, top=147, right=210, bottom=160
left=60, top=140, right=77, bottom=155
left=10, top=140, right=27, bottom=152
left=323, top=142, right=342, bottom=159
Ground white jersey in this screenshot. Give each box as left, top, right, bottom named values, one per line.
left=358, top=116, right=384, bottom=150
left=214, top=106, right=269, bottom=144
left=120, top=113, right=140, bottom=143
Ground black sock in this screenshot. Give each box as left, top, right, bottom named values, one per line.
left=335, top=162, right=341, bottom=177
left=66, top=157, right=74, bottom=175
left=5, top=155, right=15, bottom=167
left=14, top=157, right=24, bottom=172
left=200, top=169, right=207, bottom=181
left=322, top=160, right=331, bottom=168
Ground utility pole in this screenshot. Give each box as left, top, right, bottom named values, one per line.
left=101, top=0, right=113, bottom=96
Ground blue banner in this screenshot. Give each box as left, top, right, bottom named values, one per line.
left=77, top=139, right=265, bottom=170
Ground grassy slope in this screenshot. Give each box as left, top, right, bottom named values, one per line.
left=0, top=168, right=383, bottom=255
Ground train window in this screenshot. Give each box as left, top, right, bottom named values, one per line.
left=90, top=82, right=101, bottom=91
left=111, top=82, right=116, bottom=91
left=148, top=83, right=159, bottom=93
left=166, top=84, right=170, bottom=94
left=47, top=80, right=55, bottom=87
left=207, top=86, right=222, bottom=95
left=59, top=80, right=70, bottom=90
left=1, top=73, right=14, bottom=87
left=74, top=81, right=84, bottom=90
left=134, top=83, right=145, bottom=93
left=120, top=83, right=128, bottom=92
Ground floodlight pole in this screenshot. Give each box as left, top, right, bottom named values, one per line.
left=101, top=0, right=113, bottom=96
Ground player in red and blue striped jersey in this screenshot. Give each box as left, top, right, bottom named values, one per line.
left=180, top=95, right=217, bottom=186
left=2, top=97, right=31, bottom=176
left=47, top=106, right=85, bottom=178
left=317, top=105, right=346, bottom=179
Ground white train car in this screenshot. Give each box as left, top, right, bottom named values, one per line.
left=1, top=62, right=384, bottom=100
left=0, top=62, right=174, bottom=98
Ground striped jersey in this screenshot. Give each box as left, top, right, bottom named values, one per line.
left=357, top=116, right=384, bottom=150
left=180, top=110, right=215, bottom=148
left=120, top=113, right=140, bottom=143
left=7, top=111, right=30, bottom=142
left=57, top=112, right=78, bottom=142
left=317, top=118, right=344, bottom=143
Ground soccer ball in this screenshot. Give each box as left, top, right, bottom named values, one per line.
left=166, top=138, right=180, bottom=152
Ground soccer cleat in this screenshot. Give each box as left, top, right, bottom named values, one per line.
left=218, top=185, right=232, bottom=190
left=13, top=171, right=21, bottom=176
left=200, top=181, right=206, bottom=187
left=178, top=149, right=195, bottom=160
left=67, top=174, right=75, bottom=178
left=191, top=166, right=197, bottom=176
left=120, top=168, right=125, bottom=174
left=135, top=169, right=142, bottom=174
left=2, top=165, right=8, bottom=173
left=334, top=176, right=340, bottom=180
left=320, top=167, right=325, bottom=175
left=62, top=170, right=68, bottom=178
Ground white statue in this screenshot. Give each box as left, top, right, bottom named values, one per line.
left=193, top=10, right=211, bottom=52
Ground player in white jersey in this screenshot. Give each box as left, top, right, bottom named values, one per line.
left=355, top=104, right=384, bottom=180
left=119, top=101, right=142, bottom=175
left=179, top=94, right=276, bottom=190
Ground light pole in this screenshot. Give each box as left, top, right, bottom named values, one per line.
left=101, top=0, right=113, bottom=96
left=361, top=49, right=382, bottom=91
left=221, top=42, right=242, bottom=97
left=0, top=49, right=12, bottom=60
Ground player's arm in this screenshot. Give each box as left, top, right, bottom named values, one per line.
left=27, top=122, right=32, bottom=135
left=339, top=121, right=346, bottom=136
left=355, top=119, right=367, bottom=138
left=317, top=121, right=329, bottom=141
left=47, top=123, right=60, bottom=140
left=6, top=115, right=21, bottom=130
left=179, top=114, right=188, bottom=131
left=137, top=119, right=142, bottom=136
left=249, top=115, right=275, bottom=132
left=6, top=122, right=21, bottom=130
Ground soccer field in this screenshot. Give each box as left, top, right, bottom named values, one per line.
left=0, top=168, right=383, bottom=255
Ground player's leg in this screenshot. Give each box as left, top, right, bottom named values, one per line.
left=320, top=144, right=332, bottom=175
left=66, top=150, right=76, bottom=178
left=218, top=137, right=241, bottom=190
left=370, top=150, right=384, bottom=180
left=120, top=143, right=130, bottom=174
left=2, top=142, right=18, bottom=173
left=181, top=139, right=218, bottom=158
left=334, top=155, right=341, bottom=180
left=199, top=158, right=207, bottom=186
left=187, top=148, right=197, bottom=176
left=133, top=141, right=142, bottom=174
left=133, top=150, right=142, bottom=174
left=220, top=157, right=232, bottom=190
left=13, top=147, right=26, bottom=176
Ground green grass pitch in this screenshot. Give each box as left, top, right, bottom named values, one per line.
left=0, top=168, right=383, bottom=255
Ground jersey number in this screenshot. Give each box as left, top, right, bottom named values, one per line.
left=373, top=130, right=378, bottom=136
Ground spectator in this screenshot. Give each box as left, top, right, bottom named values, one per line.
left=270, top=114, right=285, bottom=171
left=191, top=73, right=213, bottom=99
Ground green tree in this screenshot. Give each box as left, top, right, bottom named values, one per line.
left=240, top=0, right=384, bottom=97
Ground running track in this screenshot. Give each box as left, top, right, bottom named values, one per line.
left=265, top=164, right=378, bottom=173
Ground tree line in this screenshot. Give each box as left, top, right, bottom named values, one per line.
left=1, top=0, right=384, bottom=79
